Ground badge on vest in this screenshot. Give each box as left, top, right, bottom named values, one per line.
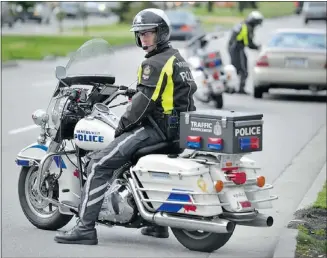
left=142, top=65, right=151, bottom=80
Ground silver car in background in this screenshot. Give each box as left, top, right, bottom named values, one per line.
left=252, top=28, right=326, bottom=98
left=302, top=1, right=327, bottom=24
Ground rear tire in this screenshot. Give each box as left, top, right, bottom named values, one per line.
left=305, top=19, right=309, bottom=24
left=172, top=227, right=235, bottom=253
left=253, top=87, right=264, bottom=99
left=18, top=166, right=73, bottom=230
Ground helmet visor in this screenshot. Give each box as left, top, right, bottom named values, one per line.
left=130, top=24, right=158, bottom=32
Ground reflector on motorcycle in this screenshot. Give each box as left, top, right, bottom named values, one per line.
left=207, top=137, right=223, bottom=150
left=226, top=171, right=247, bottom=185
left=187, top=136, right=201, bottom=149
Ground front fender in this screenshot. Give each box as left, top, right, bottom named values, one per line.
left=15, top=140, right=75, bottom=168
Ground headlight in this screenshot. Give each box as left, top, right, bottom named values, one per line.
left=32, top=109, right=49, bottom=126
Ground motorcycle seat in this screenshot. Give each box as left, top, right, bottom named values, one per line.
left=131, top=140, right=183, bottom=163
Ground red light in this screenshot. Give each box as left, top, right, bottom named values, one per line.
left=226, top=171, right=247, bottom=185
left=250, top=137, right=259, bottom=149
left=208, top=52, right=216, bottom=59
left=208, top=62, right=215, bottom=68
left=187, top=136, right=201, bottom=142
left=213, top=71, right=220, bottom=80
left=256, top=55, right=269, bottom=67
left=208, top=137, right=222, bottom=144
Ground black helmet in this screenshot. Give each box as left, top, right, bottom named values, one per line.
left=130, top=8, right=171, bottom=48
left=246, top=11, right=264, bottom=27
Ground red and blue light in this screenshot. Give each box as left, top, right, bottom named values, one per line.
left=208, top=137, right=223, bottom=150
left=187, top=136, right=201, bottom=149
left=239, top=137, right=260, bottom=150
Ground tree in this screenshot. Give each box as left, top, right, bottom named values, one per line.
left=110, top=2, right=132, bottom=23
left=207, top=1, right=214, bottom=13
left=11, top=1, right=36, bottom=11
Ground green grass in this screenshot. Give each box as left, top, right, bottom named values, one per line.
left=313, top=182, right=326, bottom=209
left=191, top=2, right=295, bottom=18
left=1, top=34, right=134, bottom=62
left=295, top=182, right=327, bottom=258
left=190, top=2, right=295, bottom=30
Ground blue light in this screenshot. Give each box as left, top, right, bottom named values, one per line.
left=187, top=142, right=201, bottom=149
left=214, top=59, right=222, bottom=67
left=239, top=137, right=251, bottom=150
left=208, top=143, right=222, bottom=150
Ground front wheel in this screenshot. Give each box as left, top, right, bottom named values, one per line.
left=18, top=166, right=73, bottom=230
left=214, top=94, right=223, bottom=109
left=171, top=227, right=235, bottom=253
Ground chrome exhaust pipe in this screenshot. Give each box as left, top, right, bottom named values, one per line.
left=236, top=213, right=274, bottom=227
left=128, top=178, right=234, bottom=234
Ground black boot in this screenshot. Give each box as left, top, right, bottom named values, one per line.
left=54, top=219, right=98, bottom=245
left=141, top=225, right=169, bottom=238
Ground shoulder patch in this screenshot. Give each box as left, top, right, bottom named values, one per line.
left=142, top=64, right=154, bottom=80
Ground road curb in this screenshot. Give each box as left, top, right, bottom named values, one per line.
left=272, top=162, right=327, bottom=258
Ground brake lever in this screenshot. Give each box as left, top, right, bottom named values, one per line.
left=108, top=101, right=129, bottom=109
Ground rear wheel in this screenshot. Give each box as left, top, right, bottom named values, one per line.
left=305, top=19, right=309, bottom=24
left=172, top=227, right=235, bottom=253
left=18, top=166, right=73, bottom=230
left=253, top=87, right=264, bottom=99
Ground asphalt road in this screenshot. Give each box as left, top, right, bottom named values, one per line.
left=1, top=15, right=326, bottom=257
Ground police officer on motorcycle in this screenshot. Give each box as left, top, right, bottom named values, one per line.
left=228, top=11, right=263, bottom=94
left=54, top=8, right=197, bottom=245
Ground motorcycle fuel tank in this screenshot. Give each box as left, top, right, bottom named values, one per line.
left=73, top=117, right=115, bottom=151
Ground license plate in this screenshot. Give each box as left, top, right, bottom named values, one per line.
left=225, top=187, right=251, bottom=211
left=285, top=57, right=307, bottom=68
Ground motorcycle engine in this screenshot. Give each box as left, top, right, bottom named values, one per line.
left=98, top=179, right=136, bottom=224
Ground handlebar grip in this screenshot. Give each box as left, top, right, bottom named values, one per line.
left=118, top=85, right=129, bottom=91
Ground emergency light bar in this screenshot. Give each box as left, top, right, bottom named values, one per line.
left=208, top=137, right=223, bottom=150
left=187, top=136, right=201, bottom=148
left=239, top=137, right=260, bottom=150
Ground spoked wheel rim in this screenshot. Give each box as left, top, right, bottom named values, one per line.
left=24, top=166, right=58, bottom=218
left=182, top=230, right=212, bottom=240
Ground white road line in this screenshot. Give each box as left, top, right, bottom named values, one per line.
left=8, top=125, right=39, bottom=135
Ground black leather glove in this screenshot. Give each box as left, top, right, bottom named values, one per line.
left=114, top=127, right=124, bottom=138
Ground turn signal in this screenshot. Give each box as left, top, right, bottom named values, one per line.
left=256, top=176, right=265, bottom=187
left=215, top=180, right=224, bottom=192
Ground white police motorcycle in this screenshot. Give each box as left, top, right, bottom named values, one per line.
left=186, top=32, right=238, bottom=109
left=16, top=38, right=277, bottom=253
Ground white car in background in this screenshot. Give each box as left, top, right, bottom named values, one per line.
left=252, top=28, right=326, bottom=98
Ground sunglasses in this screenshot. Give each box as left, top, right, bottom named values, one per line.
left=137, top=30, right=156, bottom=37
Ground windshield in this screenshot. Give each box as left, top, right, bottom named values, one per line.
left=268, top=32, right=326, bottom=50
left=47, top=38, right=117, bottom=130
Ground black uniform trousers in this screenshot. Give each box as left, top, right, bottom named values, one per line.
left=78, top=125, right=163, bottom=229
left=229, top=47, right=248, bottom=91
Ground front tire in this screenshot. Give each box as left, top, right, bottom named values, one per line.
left=214, top=94, right=223, bottom=109
left=172, top=227, right=235, bottom=253
left=18, top=166, right=73, bottom=230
